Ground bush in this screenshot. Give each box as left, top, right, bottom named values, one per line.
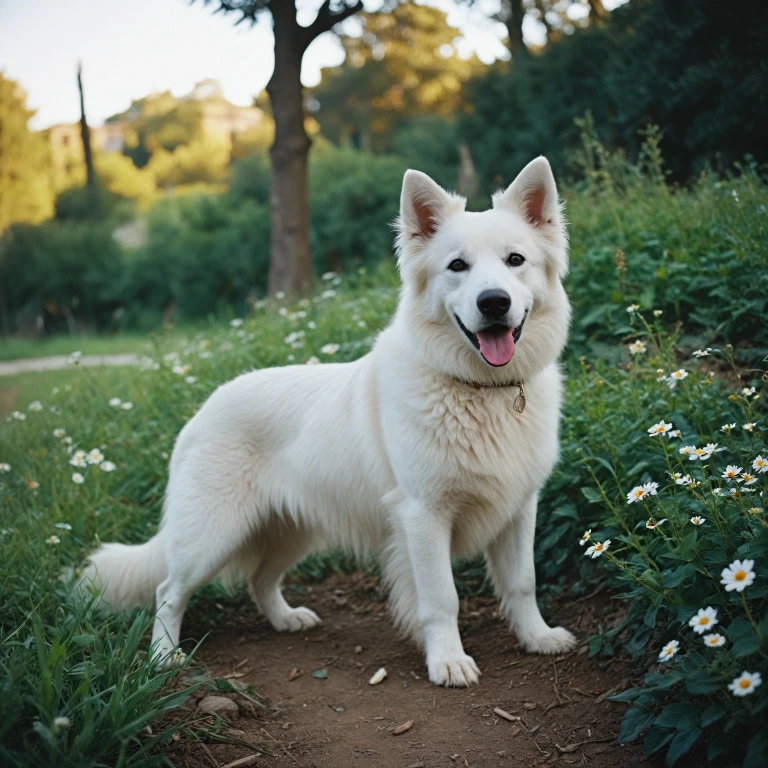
left=535, top=311, right=767, bottom=767
left=0, top=220, right=124, bottom=333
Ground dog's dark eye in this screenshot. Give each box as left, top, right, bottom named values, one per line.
left=448, top=258, right=469, bottom=272
left=507, top=252, right=525, bottom=267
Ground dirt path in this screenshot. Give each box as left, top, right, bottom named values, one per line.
left=0, top=353, right=139, bottom=377
left=172, top=575, right=655, bottom=768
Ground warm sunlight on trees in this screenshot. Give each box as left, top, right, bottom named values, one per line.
left=0, top=74, right=55, bottom=233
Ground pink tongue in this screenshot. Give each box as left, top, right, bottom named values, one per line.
left=477, top=328, right=516, bottom=366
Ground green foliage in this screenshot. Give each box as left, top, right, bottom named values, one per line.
left=311, top=1, right=481, bottom=152
left=0, top=220, right=124, bottom=333
left=462, top=0, right=768, bottom=188
left=121, top=193, right=271, bottom=326
left=564, top=120, right=768, bottom=363
left=0, top=74, right=55, bottom=233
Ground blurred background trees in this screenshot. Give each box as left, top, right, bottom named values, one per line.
left=1, top=0, right=767, bottom=335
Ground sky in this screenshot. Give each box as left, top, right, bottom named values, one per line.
left=0, top=0, right=627, bottom=131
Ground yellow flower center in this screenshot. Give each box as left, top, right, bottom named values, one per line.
left=635, top=490, right=644, bottom=498
left=595, top=543, right=604, bottom=551
left=739, top=679, right=751, bottom=689
left=708, top=638, right=717, bottom=645
left=665, top=648, right=673, bottom=655
left=734, top=570, right=747, bottom=582
left=699, top=617, right=709, bottom=625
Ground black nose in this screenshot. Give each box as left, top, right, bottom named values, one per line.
left=477, top=289, right=511, bottom=319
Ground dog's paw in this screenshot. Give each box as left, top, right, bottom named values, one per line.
left=521, top=626, right=577, bottom=655
left=428, top=654, right=481, bottom=687
left=270, top=606, right=322, bottom=633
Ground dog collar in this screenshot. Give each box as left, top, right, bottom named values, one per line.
left=452, top=377, right=526, bottom=413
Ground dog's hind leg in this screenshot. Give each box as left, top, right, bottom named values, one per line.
left=486, top=494, right=577, bottom=655
left=248, top=519, right=322, bottom=633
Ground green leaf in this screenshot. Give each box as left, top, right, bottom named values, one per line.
left=700, top=703, right=726, bottom=728
left=608, top=687, right=642, bottom=703
left=581, top=486, right=603, bottom=504
left=744, top=731, right=768, bottom=768
left=644, top=671, right=682, bottom=690
left=666, top=727, right=702, bottom=766
left=644, top=604, right=660, bottom=628
left=663, top=564, right=695, bottom=588
left=644, top=726, right=673, bottom=756
left=685, top=668, right=720, bottom=695
left=655, top=702, right=699, bottom=732
left=727, top=618, right=761, bottom=658
left=588, top=634, right=602, bottom=658
left=619, top=705, right=655, bottom=744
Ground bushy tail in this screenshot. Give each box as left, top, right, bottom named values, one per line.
left=77, top=534, right=167, bottom=611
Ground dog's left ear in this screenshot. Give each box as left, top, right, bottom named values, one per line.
left=493, top=157, right=561, bottom=229
left=493, top=157, right=568, bottom=277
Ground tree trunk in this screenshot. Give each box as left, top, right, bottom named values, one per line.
left=503, top=0, right=528, bottom=60
left=77, top=62, right=100, bottom=217
left=266, top=2, right=313, bottom=297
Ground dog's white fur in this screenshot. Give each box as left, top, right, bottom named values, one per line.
left=81, top=157, right=576, bottom=687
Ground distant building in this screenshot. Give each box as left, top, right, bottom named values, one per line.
left=44, top=80, right=263, bottom=169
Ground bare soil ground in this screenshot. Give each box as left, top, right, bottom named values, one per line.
left=171, top=574, right=656, bottom=768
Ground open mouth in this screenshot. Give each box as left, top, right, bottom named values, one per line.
left=455, top=310, right=528, bottom=367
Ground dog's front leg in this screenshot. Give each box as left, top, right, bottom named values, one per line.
left=486, top=495, right=577, bottom=654
left=398, top=497, right=480, bottom=687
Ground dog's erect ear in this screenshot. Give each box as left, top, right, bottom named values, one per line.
left=398, top=170, right=464, bottom=244
left=493, top=157, right=561, bottom=230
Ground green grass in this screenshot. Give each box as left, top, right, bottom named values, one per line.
left=1, top=151, right=767, bottom=766
left=0, top=333, right=155, bottom=363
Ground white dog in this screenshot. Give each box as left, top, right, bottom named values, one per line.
left=81, top=157, right=576, bottom=687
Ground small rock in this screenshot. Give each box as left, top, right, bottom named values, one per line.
left=288, top=667, right=302, bottom=681
left=369, top=667, right=387, bottom=685
left=493, top=707, right=521, bottom=722
left=354, top=645, right=363, bottom=654
left=198, top=696, right=238, bottom=717
left=393, top=719, right=414, bottom=735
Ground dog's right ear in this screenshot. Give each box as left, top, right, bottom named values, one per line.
left=397, top=170, right=464, bottom=245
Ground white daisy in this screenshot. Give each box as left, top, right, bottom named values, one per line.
left=656, top=368, right=666, bottom=381
left=690, top=516, right=705, bottom=526
left=579, top=529, right=592, bottom=546
left=320, top=343, right=340, bottom=355
left=748, top=507, right=763, bottom=515
left=100, top=461, right=116, bottom=472
left=728, top=671, right=762, bottom=697
left=645, top=518, right=667, bottom=530
left=720, top=560, right=756, bottom=592
left=658, top=640, right=679, bottom=662
left=53, top=716, right=71, bottom=730
left=230, top=318, right=243, bottom=328
left=109, top=397, right=122, bottom=407
left=10, top=411, right=26, bottom=421
left=306, top=356, right=320, bottom=365
left=321, top=289, right=336, bottom=299
left=628, top=340, right=647, bottom=355
left=643, top=481, right=660, bottom=496
left=0, top=463, right=10, bottom=472
left=648, top=420, right=673, bottom=437
left=121, top=402, right=133, bottom=410
left=67, top=351, right=82, bottom=365
left=688, top=606, right=718, bottom=634
left=742, top=387, right=756, bottom=396
left=87, top=449, right=104, bottom=465
left=722, top=465, right=743, bottom=482
left=752, top=455, right=767, bottom=474
left=653, top=309, right=663, bottom=317
left=72, top=473, right=85, bottom=485
left=185, top=376, right=197, bottom=384
left=28, top=401, right=43, bottom=411
left=53, top=428, right=66, bottom=438
left=679, top=445, right=696, bottom=456
left=720, top=423, right=736, bottom=433
left=627, top=486, right=648, bottom=504
left=692, top=349, right=712, bottom=357
left=676, top=474, right=694, bottom=486
left=669, top=430, right=681, bottom=438
left=703, top=633, right=726, bottom=648
left=46, top=535, right=61, bottom=545
left=584, top=540, right=610, bottom=559
left=70, top=451, right=88, bottom=468
left=741, top=473, right=758, bottom=486
left=743, top=423, right=756, bottom=432
left=667, top=369, right=688, bottom=389
left=54, top=522, right=72, bottom=531
left=626, top=304, right=640, bottom=313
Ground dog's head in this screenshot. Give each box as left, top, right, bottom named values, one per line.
left=394, top=157, right=570, bottom=385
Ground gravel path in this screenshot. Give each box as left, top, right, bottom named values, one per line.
left=0, top=353, right=140, bottom=377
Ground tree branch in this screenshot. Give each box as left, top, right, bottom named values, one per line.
left=302, top=0, right=363, bottom=49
